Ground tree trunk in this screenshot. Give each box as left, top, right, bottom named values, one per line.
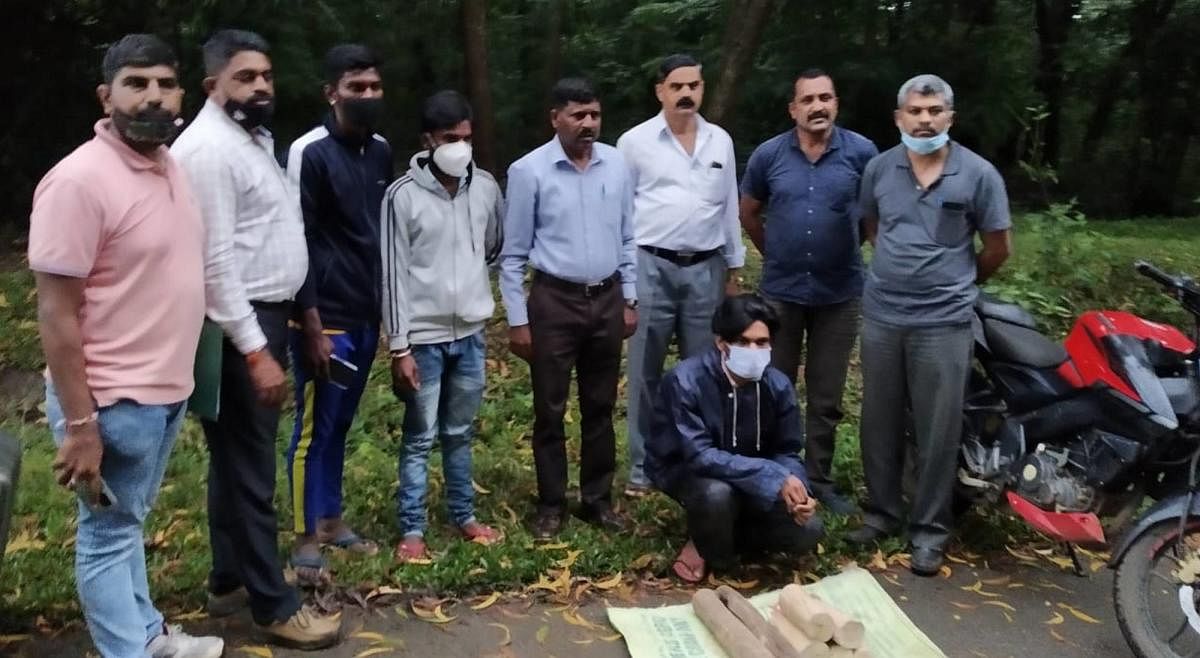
left=706, top=0, right=776, bottom=128
left=462, top=0, right=498, bottom=174
left=530, top=0, right=565, bottom=145
left=1033, top=0, right=1081, bottom=166
left=1079, top=0, right=1176, bottom=161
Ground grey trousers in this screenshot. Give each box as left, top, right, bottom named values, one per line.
left=626, top=249, right=726, bottom=486
left=859, top=317, right=972, bottom=550
left=766, top=296, right=861, bottom=489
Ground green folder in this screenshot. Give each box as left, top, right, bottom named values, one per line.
left=189, top=319, right=223, bottom=421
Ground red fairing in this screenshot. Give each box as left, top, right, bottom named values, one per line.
left=1006, top=491, right=1107, bottom=547
left=1063, top=311, right=1196, bottom=400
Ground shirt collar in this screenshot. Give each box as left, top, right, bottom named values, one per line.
left=92, top=119, right=169, bottom=173
left=550, top=134, right=604, bottom=168
left=789, top=125, right=843, bottom=154
left=894, top=139, right=962, bottom=176
left=652, top=111, right=712, bottom=143
left=201, top=98, right=271, bottom=144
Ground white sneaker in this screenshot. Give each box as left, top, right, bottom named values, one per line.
left=147, top=624, right=225, bottom=658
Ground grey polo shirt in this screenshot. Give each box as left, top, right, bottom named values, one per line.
left=859, top=141, right=1011, bottom=327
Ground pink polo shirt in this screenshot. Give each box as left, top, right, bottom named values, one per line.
left=28, top=119, right=206, bottom=406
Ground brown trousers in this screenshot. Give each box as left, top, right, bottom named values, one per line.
left=528, top=272, right=624, bottom=514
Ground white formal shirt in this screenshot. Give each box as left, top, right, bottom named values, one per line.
left=616, top=112, right=745, bottom=268
left=173, top=99, right=308, bottom=354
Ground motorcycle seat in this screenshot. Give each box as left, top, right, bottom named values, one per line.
left=976, top=294, right=1039, bottom=329
left=983, top=318, right=1070, bottom=368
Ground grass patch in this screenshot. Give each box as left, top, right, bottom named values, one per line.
left=1, top=215, right=1198, bottom=631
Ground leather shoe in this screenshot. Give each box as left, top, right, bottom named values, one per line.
left=845, top=524, right=892, bottom=546
left=910, top=546, right=944, bottom=577
left=530, top=510, right=566, bottom=542
left=578, top=505, right=629, bottom=532
left=809, top=484, right=858, bottom=516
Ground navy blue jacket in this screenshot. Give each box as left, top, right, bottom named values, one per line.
left=647, top=347, right=809, bottom=510
left=286, top=114, right=393, bottom=328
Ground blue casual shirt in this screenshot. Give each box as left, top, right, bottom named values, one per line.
left=740, top=127, right=878, bottom=305
left=500, top=136, right=636, bottom=327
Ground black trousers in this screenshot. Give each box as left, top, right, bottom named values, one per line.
left=201, top=302, right=300, bottom=625
left=528, top=273, right=624, bottom=514
left=664, top=474, right=825, bottom=571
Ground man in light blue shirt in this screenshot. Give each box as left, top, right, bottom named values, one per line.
left=500, top=77, right=637, bottom=541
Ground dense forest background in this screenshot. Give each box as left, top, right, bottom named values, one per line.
left=1, top=0, right=1198, bottom=225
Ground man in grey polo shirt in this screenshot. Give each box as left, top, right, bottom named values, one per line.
left=848, top=74, right=1011, bottom=576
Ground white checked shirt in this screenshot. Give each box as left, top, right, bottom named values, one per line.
left=173, top=99, right=308, bottom=354
left=616, top=112, right=745, bottom=267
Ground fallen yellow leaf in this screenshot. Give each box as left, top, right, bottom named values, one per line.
left=238, top=647, right=274, bottom=658
left=562, top=608, right=601, bottom=630
left=572, top=639, right=594, bottom=645
left=950, top=601, right=977, bottom=610
left=1050, top=628, right=1067, bottom=642
left=536, top=625, right=550, bottom=643
left=170, top=609, right=208, bottom=621
left=488, top=623, right=512, bottom=646
left=1045, top=612, right=1065, bottom=625
left=1003, top=611, right=1014, bottom=624
left=354, top=648, right=394, bottom=658
left=961, top=580, right=1003, bottom=598
left=500, top=502, right=519, bottom=525
left=981, top=576, right=1010, bottom=586
left=0, top=292, right=8, bottom=307
left=983, top=600, right=1016, bottom=612
left=411, top=602, right=457, bottom=624
left=6, top=530, right=46, bottom=554
left=471, top=592, right=502, bottom=610
left=555, top=549, right=583, bottom=569
left=1057, top=603, right=1101, bottom=624
left=352, top=632, right=386, bottom=642
left=630, top=553, right=656, bottom=570
left=599, top=633, right=623, bottom=642
left=593, top=572, right=623, bottom=590
left=537, top=542, right=570, bottom=551
left=867, top=550, right=888, bottom=571
left=939, top=565, right=952, bottom=579
left=946, top=553, right=972, bottom=565
left=472, top=479, right=492, bottom=495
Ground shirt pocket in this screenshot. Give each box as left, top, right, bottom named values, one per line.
left=700, top=166, right=728, bottom=205
left=922, top=200, right=972, bottom=247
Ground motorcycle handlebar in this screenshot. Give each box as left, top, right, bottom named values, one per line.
left=1135, top=260, right=1180, bottom=290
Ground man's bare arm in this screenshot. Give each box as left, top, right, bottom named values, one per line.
left=862, top=215, right=879, bottom=247
left=739, top=195, right=766, bottom=254
left=976, top=229, right=1012, bottom=283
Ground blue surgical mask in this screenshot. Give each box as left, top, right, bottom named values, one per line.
left=725, top=345, right=772, bottom=381
left=900, top=130, right=950, bottom=155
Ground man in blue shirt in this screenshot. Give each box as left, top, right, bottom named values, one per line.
left=500, top=78, right=638, bottom=541
left=283, top=44, right=392, bottom=585
left=647, top=294, right=823, bottom=583
left=740, top=69, right=877, bottom=514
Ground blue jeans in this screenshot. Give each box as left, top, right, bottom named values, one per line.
left=397, top=332, right=486, bottom=537
left=47, top=383, right=185, bottom=658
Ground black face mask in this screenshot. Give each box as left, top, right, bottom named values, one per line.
left=224, top=96, right=275, bottom=131
left=111, top=106, right=180, bottom=146
left=339, top=97, right=385, bottom=132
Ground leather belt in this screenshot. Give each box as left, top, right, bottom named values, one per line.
left=640, top=245, right=721, bottom=266
left=533, top=271, right=619, bottom=298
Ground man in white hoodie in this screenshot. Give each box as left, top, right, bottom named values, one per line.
left=380, top=90, right=504, bottom=562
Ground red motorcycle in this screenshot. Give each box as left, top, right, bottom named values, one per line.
left=952, top=261, right=1200, bottom=657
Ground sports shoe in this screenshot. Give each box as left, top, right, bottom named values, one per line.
left=258, top=605, right=342, bottom=650
left=146, top=624, right=224, bottom=658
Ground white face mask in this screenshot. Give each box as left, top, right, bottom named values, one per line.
left=725, top=344, right=772, bottom=381
left=432, top=141, right=472, bottom=177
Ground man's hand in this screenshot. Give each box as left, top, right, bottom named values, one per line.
left=724, top=270, right=741, bottom=298
left=53, top=423, right=103, bottom=490
left=623, top=306, right=638, bottom=339
left=779, top=475, right=817, bottom=525
left=303, top=330, right=334, bottom=380
left=509, top=325, right=533, bottom=362
left=246, top=349, right=287, bottom=407
left=391, top=354, right=420, bottom=396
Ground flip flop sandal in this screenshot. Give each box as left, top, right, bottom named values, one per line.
left=672, top=544, right=706, bottom=584
left=393, top=537, right=433, bottom=565
left=290, top=553, right=332, bottom=588
left=324, top=530, right=380, bottom=556
left=461, top=522, right=504, bottom=546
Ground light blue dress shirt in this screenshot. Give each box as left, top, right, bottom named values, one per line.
left=500, top=136, right=637, bottom=327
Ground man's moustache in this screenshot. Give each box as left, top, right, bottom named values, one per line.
left=676, top=98, right=695, bottom=108
left=808, top=112, right=829, bottom=121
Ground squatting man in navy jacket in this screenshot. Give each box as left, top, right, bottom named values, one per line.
left=646, top=293, right=824, bottom=583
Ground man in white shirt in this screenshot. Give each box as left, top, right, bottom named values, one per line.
left=172, top=29, right=340, bottom=650
left=616, top=54, right=745, bottom=497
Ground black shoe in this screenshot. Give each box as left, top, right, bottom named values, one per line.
left=531, top=510, right=566, bottom=542
left=910, top=546, right=944, bottom=577
left=577, top=505, right=629, bottom=532
left=845, top=524, right=891, bottom=546
left=810, top=484, right=859, bottom=516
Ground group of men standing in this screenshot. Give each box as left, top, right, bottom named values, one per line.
left=28, top=25, right=1011, bottom=658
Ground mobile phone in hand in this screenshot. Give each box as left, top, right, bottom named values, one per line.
left=328, top=354, right=359, bottom=390
left=75, top=477, right=118, bottom=511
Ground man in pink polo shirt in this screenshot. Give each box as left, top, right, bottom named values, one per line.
left=28, top=34, right=220, bottom=658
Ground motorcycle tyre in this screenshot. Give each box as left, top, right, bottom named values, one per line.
left=1113, top=520, right=1200, bottom=658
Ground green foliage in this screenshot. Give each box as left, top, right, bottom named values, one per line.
left=0, top=270, right=41, bottom=371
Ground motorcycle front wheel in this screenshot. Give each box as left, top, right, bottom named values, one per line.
left=1114, top=520, right=1200, bottom=657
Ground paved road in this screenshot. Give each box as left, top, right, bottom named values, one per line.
left=2, top=555, right=1134, bottom=657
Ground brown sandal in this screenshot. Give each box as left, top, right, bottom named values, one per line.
left=393, top=536, right=433, bottom=564
left=461, top=521, right=504, bottom=546
left=672, top=540, right=706, bottom=584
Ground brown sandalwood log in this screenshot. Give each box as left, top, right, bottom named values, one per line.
left=765, top=612, right=832, bottom=658
left=693, top=589, right=774, bottom=658
left=716, top=585, right=768, bottom=638
left=778, top=584, right=835, bottom=643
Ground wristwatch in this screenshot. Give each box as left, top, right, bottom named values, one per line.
left=625, top=299, right=639, bottom=310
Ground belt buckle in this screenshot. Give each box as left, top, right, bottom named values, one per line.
left=583, top=281, right=602, bottom=297
left=677, top=250, right=696, bottom=264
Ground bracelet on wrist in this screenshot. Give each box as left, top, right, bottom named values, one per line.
left=66, top=410, right=99, bottom=429
left=391, top=349, right=412, bottom=359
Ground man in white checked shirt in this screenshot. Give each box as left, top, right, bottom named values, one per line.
left=616, top=54, right=746, bottom=497
left=172, top=29, right=341, bottom=650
